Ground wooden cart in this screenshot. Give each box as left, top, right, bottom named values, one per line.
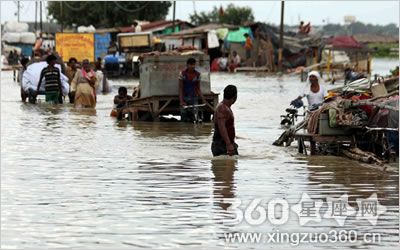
left=120, top=93, right=219, bottom=122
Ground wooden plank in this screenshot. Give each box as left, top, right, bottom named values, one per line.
left=159, top=99, right=172, bottom=113
left=235, top=66, right=269, bottom=72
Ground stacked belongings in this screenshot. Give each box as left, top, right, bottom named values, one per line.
left=303, top=76, right=399, bottom=165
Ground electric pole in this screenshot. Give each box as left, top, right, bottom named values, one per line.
left=17, top=1, right=20, bottom=22
left=60, top=1, right=64, bottom=32
left=35, top=1, right=38, bottom=32
left=40, top=1, right=43, bottom=37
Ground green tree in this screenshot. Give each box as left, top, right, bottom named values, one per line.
left=189, top=8, right=219, bottom=26
left=189, top=4, right=254, bottom=26
left=219, top=4, right=254, bottom=25
left=48, top=1, right=172, bottom=28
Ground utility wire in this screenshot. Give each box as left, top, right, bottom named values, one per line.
left=113, top=1, right=150, bottom=13
left=63, top=1, right=88, bottom=11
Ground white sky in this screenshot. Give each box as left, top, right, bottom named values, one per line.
left=1, top=0, right=399, bottom=26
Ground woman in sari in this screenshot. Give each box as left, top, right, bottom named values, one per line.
left=71, top=59, right=98, bottom=108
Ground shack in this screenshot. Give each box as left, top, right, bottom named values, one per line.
left=323, top=36, right=371, bottom=79
left=247, top=22, right=325, bottom=72
left=161, top=24, right=237, bottom=64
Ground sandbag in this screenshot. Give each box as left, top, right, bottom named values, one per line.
left=3, top=32, right=21, bottom=43
left=22, top=61, right=69, bottom=96
left=4, top=21, right=29, bottom=33
left=19, top=32, right=36, bottom=44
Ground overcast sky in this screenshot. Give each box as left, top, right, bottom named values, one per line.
left=1, top=0, right=399, bottom=26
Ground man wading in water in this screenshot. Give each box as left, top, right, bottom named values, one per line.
left=212, top=85, right=238, bottom=157
left=179, top=57, right=206, bottom=122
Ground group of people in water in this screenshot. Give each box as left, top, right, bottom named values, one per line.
left=14, top=52, right=330, bottom=158
left=19, top=53, right=102, bottom=108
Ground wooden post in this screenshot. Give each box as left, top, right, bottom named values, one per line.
left=355, top=51, right=359, bottom=71
left=278, top=1, right=284, bottom=72
left=172, top=1, right=176, bottom=31
left=367, top=52, right=371, bottom=78
left=313, top=47, right=318, bottom=70
left=326, top=49, right=332, bottom=80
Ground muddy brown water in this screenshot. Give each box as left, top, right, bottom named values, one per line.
left=1, top=59, right=398, bottom=249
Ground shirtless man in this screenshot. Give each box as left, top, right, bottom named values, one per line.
left=211, top=85, right=238, bottom=156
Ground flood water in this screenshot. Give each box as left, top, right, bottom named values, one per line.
left=1, top=59, right=398, bottom=249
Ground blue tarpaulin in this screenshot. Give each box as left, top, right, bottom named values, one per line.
left=94, top=33, right=111, bottom=60
left=12, top=43, right=33, bottom=58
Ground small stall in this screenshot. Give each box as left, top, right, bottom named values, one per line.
left=120, top=51, right=219, bottom=122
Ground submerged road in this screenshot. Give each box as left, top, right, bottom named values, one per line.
left=1, top=58, right=399, bottom=249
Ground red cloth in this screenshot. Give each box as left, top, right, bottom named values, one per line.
left=229, top=64, right=238, bottom=72
left=211, top=58, right=220, bottom=72
left=351, top=94, right=373, bottom=115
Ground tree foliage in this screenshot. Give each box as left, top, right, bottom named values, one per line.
left=48, top=1, right=172, bottom=28
left=189, top=4, right=254, bottom=26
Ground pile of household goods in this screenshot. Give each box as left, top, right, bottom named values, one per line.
left=277, top=76, right=399, bottom=167
left=2, top=21, right=36, bottom=59
left=274, top=76, right=399, bottom=166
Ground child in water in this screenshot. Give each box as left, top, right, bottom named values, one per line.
left=112, top=86, right=133, bottom=119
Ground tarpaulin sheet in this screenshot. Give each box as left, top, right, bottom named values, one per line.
left=226, top=27, right=252, bottom=43
left=22, top=61, right=69, bottom=96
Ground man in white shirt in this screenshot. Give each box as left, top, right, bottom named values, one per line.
left=229, top=51, right=241, bottom=72
left=218, top=53, right=229, bottom=71
left=293, top=71, right=327, bottom=109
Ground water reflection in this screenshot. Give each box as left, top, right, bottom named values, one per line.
left=306, top=156, right=399, bottom=206
left=132, top=121, right=213, bottom=138
left=211, top=158, right=237, bottom=210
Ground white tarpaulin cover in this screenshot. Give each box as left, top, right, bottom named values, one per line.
left=207, top=30, right=220, bottom=49
left=22, top=62, right=69, bottom=96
